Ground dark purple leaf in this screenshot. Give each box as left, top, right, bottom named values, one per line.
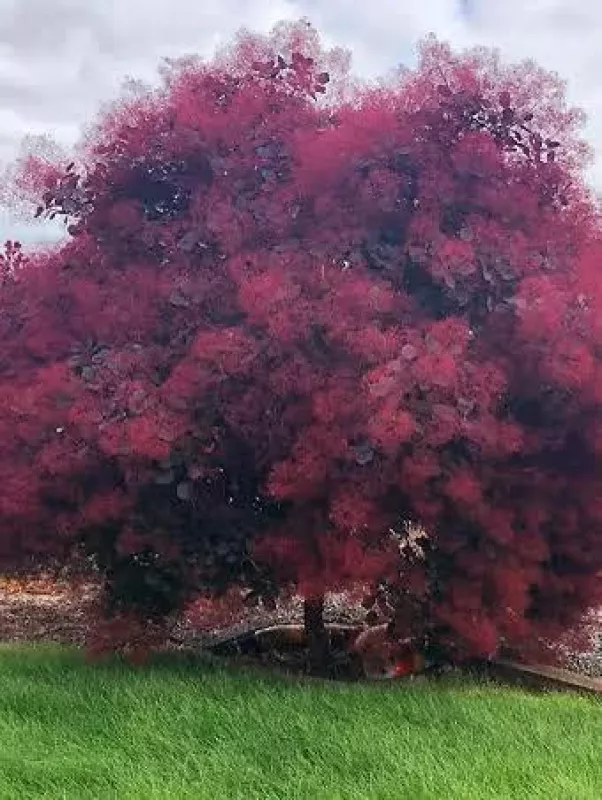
left=353, top=442, right=375, bottom=466
left=176, top=482, right=193, bottom=501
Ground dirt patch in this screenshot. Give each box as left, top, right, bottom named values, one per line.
left=0, top=577, right=365, bottom=653
left=0, top=578, right=99, bottom=647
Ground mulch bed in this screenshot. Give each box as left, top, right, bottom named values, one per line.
left=1, top=576, right=601, bottom=692
left=0, top=576, right=366, bottom=667
left=0, top=577, right=97, bottom=648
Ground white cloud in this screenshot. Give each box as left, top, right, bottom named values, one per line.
left=0, top=0, right=600, bottom=245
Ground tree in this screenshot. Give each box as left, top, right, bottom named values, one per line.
left=2, top=20, right=601, bottom=671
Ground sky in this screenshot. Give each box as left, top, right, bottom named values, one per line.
left=0, top=0, right=601, bottom=246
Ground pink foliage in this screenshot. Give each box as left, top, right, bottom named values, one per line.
left=1, top=20, right=602, bottom=663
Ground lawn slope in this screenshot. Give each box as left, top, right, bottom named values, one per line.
left=0, top=644, right=600, bottom=799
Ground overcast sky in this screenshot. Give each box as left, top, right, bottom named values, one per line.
left=0, top=0, right=600, bottom=246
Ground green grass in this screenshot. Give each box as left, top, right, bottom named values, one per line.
left=0, top=645, right=600, bottom=799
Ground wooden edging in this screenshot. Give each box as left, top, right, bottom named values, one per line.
left=475, top=659, right=602, bottom=697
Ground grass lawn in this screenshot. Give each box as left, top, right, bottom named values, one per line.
left=0, top=644, right=600, bottom=799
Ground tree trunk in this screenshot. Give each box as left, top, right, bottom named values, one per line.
left=303, top=594, right=330, bottom=676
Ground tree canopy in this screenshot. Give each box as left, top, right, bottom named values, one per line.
left=1, top=20, right=601, bottom=667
